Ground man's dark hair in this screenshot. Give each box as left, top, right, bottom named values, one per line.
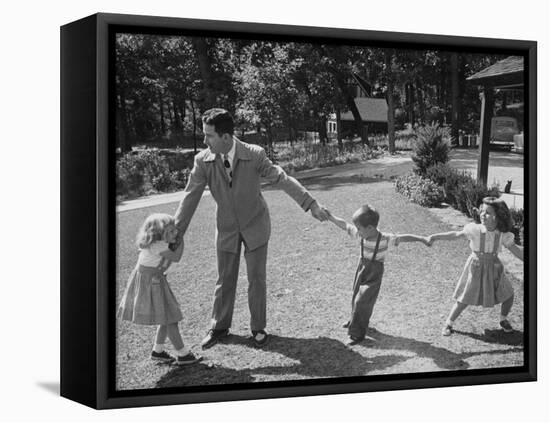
left=202, top=108, right=234, bottom=136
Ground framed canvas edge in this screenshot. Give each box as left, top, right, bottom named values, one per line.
left=71, top=12, right=538, bottom=409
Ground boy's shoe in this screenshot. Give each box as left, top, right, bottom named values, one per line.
left=342, top=320, right=350, bottom=329
left=201, top=329, right=229, bottom=350
left=175, top=352, right=203, bottom=366
left=500, top=319, right=514, bottom=333
left=346, top=335, right=364, bottom=346
left=151, top=350, right=175, bottom=363
left=441, top=324, right=453, bottom=336
left=251, top=330, right=269, bottom=347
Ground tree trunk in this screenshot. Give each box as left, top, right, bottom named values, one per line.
left=172, top=102, right=181, bottom=131
left=386, top=85, right=396, bottom=153
left=406, top=82, right=415, bottom=124
left=450, top=52, right=460, bottom=146
left=159, top=91, right=166, bottom=135
left=191, top=100, right=198, bottom=154
left=191, top=37, right=217, bottom=109
left=416, top=83, right=425, bottom=124
left=336, top=109, right=343, bottom=151
left=385, top=52, right=396, bottom=153
left=318, top=116, right=328, bottom=145
left=117, top=87, right=132, bottom=152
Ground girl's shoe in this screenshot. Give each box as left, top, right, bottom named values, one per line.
left=441, top=324, right=453, bottom=336
left=500, top=319, right=514, bottom=333
left=151, top=350, right=175, bottom=363
left=175, top=352, right=203, bottom=366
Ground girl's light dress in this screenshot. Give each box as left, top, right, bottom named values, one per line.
left=117, top=242, right=183, bottom=325
left=454, top=223, right=515, bottom=307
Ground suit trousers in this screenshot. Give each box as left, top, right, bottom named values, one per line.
left=211, top=237, right=268, bottom=332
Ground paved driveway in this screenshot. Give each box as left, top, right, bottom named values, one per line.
left=448, top=149, right=524, bottom=209
left=117, top=148, right=525, bottom=212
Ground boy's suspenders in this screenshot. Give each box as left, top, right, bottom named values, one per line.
left=371, top=232, right=382, bottom=262
left=360, top=231, right=382, bottom=262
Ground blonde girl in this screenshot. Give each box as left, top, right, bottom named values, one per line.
left=118, top=213, right=202, bottom=365
left=428, top=197, right=524, bottom=336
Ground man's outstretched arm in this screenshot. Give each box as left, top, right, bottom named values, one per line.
left=257, top=148, right=328, bottom=221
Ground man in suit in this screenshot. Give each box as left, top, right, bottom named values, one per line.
left=174, top=108, right=329, bottom=349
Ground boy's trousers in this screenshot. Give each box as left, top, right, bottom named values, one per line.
left=348, top=233, right=384, bottom=339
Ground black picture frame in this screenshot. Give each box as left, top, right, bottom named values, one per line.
left=60, top=12, right=537, bottom=409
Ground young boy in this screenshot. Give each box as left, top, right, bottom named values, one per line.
left=326, top=205, right=430, bottom=345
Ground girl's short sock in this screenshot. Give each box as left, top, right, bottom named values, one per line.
left=153, top=343, right=165, bottom=353
left=500, top=314, right=508, bottom=322
left=445, top=318, right=455, bottom=327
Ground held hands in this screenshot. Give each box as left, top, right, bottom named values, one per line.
left=310, top=201, right=329, bottom=222
left=169, top=233, right=184, bottom=252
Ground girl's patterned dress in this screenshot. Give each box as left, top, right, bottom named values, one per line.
left=118, top=243, right=183, bottom=325
left=454, top=223, right=515, bottom=307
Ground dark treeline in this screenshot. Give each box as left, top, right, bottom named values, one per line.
left=115, top=33, right=507, bottom=153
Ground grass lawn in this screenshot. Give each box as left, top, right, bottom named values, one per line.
left=116, top=176, right=524, bottom=391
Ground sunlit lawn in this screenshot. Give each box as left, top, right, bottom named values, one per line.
left=116, top=176, right=524, bottom=390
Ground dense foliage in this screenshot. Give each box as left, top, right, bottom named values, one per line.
left=116, top=150, right=190, bottom=199
left=411, top=124, right=451, bottom=176
left=115, top=33, right=508, bottom=152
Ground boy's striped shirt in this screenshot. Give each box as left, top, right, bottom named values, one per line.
left=346, top=224, right=397, bottom=262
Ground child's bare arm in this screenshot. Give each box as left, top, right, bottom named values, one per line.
left=160, top=240, right=184, bottom=262
left=428, top=231, right=465, bottom=243
left=506, top=243, right=524, bottom=261
left=325, top=209, right=349, bottom=232
left=395, top=234, right=430, bottom=246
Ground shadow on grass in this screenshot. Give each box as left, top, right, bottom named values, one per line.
left=452, top=328, right=524, bottom=346
left=253, top=335, right=406, bottom=378
left=155, top=329, right=523, bottom=388
left=365, top=328, right=523, bottom=369
left=156, top=334, right=406, bottom=388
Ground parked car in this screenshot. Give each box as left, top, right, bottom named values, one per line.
left=490, top=116, right=519, bottom=150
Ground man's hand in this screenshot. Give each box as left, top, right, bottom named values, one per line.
left=169, top=233, right=184, bottom=252
left=310, top=201, right=329, bottom=222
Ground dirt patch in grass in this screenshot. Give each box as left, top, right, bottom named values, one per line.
left=116, top=178, right=524, bottom=391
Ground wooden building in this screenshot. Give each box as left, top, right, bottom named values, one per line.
left=327, top=73, right=388, bottom=140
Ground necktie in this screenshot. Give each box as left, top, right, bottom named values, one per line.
left=223, top=154, right=232, bottom=187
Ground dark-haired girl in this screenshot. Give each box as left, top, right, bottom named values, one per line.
left=428, top=197, right=524, bottom=336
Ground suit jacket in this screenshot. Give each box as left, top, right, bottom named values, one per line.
left=174, top=139, right=315, bottom=253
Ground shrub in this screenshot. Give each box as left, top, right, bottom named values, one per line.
left=411, top=123, right=451, bottom=176
left=424, top=163, right=499, bottom=219
left=510, top=208, right=525, bottom=246
left=171, top=169, right=191, bottom=190
left=116, top=149, right=189, bottom=199
left=395, top=173, right=445, bottom=207
left=277, top=141, right=383, bottom=173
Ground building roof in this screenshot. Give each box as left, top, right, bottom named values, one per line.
left=352, top=73, right=373, bottom=97
left=340, top=97, right=388, bottom=122
left=467, top=56, right=524, bottom=87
